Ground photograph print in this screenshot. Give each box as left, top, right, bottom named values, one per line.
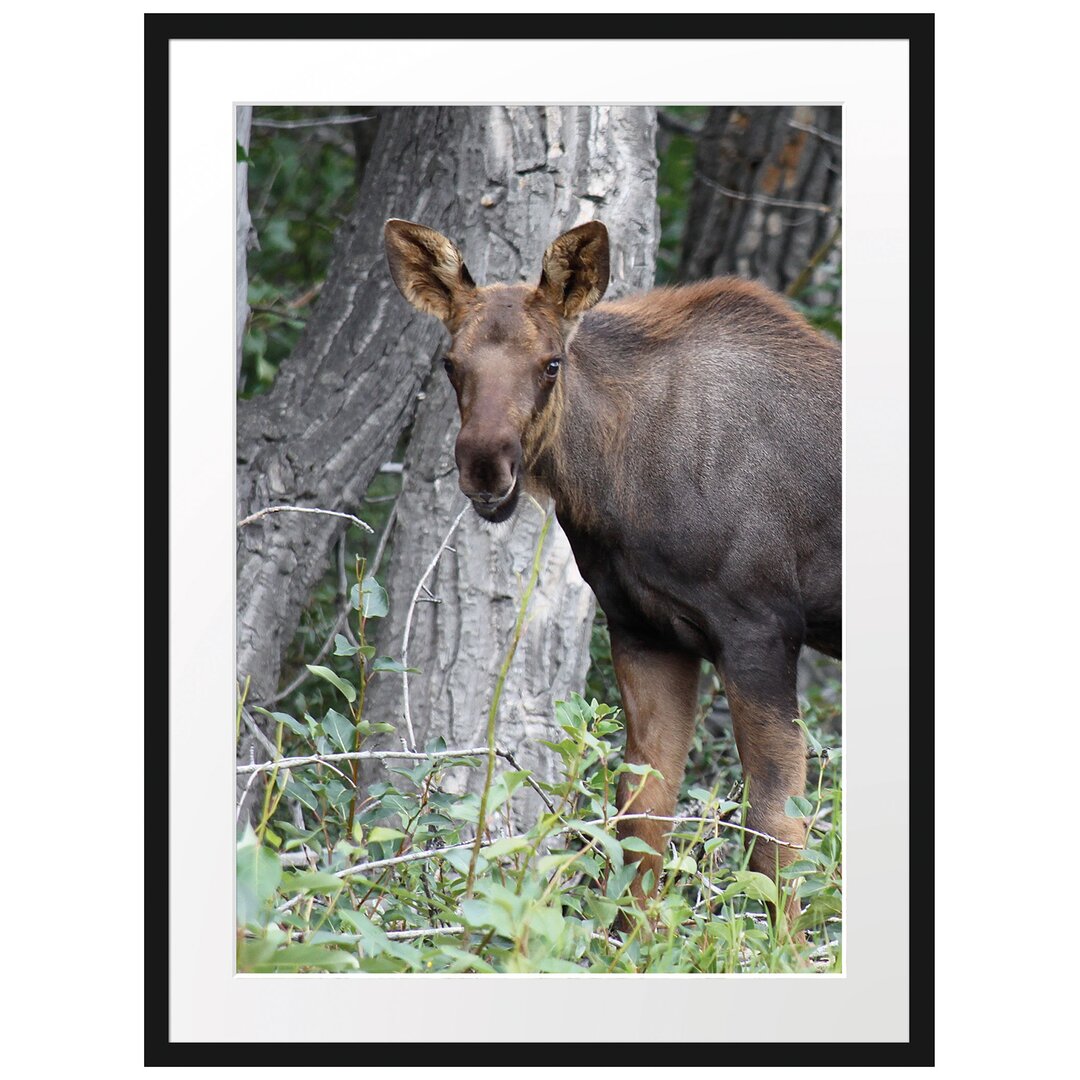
left=235, top=103, right=843, bottom=975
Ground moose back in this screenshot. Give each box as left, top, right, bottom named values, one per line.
left=384, top=218, right=841, bottom=914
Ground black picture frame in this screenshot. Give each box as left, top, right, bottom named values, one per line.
left=146, top=12, right=933, bottom=1067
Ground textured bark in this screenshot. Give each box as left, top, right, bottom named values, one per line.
left=680, top=106, right=841, bottom=304
left=363, top=107, right=660, bottom=808
left=236, top=106, right=253, bottom=388
left=238, top=108, right=504, bottom=703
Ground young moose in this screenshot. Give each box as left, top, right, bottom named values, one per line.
left=384, top=219, right=841, bottom=920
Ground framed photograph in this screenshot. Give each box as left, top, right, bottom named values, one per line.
left=150, top=13, right=932, bottom=1065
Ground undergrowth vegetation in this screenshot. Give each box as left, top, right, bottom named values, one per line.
left=236, top=542, right=843, bottom=975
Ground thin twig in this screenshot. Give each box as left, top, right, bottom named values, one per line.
left=252, top=114, right=375, bottom=129
left=255, top=537, right=355, bottom=708
left=615, top=812, right=801, bottom=848
left=241, top=708, right=279, bottom=759
left=786, top=221, right=843, bottom=299
left=325, top=811, right=797, bottom=881
left=238, top=746, right=495, bottom=776
left=258, top=608, right=350, bottom=708
left=249, top=305, right=307, bottom=324
left=497, top=746, right=557, bottom=815
left=657, top=110, right=704, bottom=137
left=787, top=118, right=842, bottom=147
left=384, top=925, right=464, bottom=941
left=697, top=175, right=834, bottom=215
left=237, top=505, right=373, bottom=534
left=236, top=746, right=261, bottom=824
left=369, top=501, right=399, bottom=578
left=465, top=512, right=553, bottom=899
left=400, top=504, right=469, bottom=751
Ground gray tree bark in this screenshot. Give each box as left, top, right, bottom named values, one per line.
left=679, top=106, right=841, bottom=305
left=237, top=108, right=492, bottom=706
left=236, top=106, right=253, bottom=389
left=363, top=107, right=659, bottom=813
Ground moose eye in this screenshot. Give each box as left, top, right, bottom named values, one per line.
left=442, top=357, right=454, bottom=376
left=544, top=357, right=562, bottom=379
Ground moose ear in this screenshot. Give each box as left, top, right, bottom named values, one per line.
left=538, top=221, right=610, bottom=319
left=384, top=219, right=476, bottom=323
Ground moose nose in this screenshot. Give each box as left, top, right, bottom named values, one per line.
left=454, top=426, right=520, bottom=503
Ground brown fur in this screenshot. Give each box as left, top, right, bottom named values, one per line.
left=384, top=218, right=841, bottom=935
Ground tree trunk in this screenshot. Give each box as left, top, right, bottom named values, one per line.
left=363, top=107, right=659, bottom=813
left=236, top=106, right=253, bottom=389
left=237, top=108, right=502, bottom=705
left=679, top=106, right=841, bottom=304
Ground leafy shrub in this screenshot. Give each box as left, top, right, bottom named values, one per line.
left=237, top=558, right=842, bottom=975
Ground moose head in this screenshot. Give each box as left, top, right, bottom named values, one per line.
left=384, top=219, right=609, bottom=523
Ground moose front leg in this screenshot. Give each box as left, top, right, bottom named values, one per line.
left=609, top=629, right=701, bottom=905
left=719, top=627, right=808, bottom=933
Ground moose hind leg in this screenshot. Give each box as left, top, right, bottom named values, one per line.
left=609, top=630, right=701, bottom=903
left=719, top=626, right=808, bottom=930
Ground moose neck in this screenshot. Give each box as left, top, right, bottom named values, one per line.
left=523, top=315, right=637, bottom=537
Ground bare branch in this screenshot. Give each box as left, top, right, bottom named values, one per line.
left=324, top=812, right=799, bottom=882
left=787, top=118, right=842, bottom=147
left=238, top=745, right=494, bottom=776
left=384, top=925, right=465, bottom=941
left=236, top=746, right=261, bottom=824
left=249, top=305, right=307, bottom=324
left=241, top=707, right=279, bottom=759
left=369, top=500, right=399, bottom=578
left=252, top=115, right=375, bottom=129
left=497, top=745, right=557, bottom=815
left=400, top=504, right=470, bottom=751
left=786, top=221, right=843, bottom=299
left=657, top=109, right=704, bottom=137
left=697, top=175, right=834, bottom=215
left=238, top=505, right=374, bottom=534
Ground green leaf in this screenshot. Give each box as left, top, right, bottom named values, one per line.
left=583, top=893, right=619, bottom=928
left=236, top=830, right=282, bottom=927
left=369, top=656, right=418, bottom=674
left=529, top=903, right=566, bottom=946
left=796, top=878, right=834, bottom=899
left=566, top=820, right=623, bottom=870
left=251, top=707, right=308, bottom=739
left=784, top=795, right=815, bottom=818
left=619, top=836, right=660, bottom=856
left=284, top=779, right=318, bottom=813
left=664, top=853, right=697, bottom=875
left=244, top=943, right=360, bottom=973
left=367, top=826, right=407, bottom=844
left=360, top=575, right=389, bottom=618
left=443, top=847, right=488, bottom=877
left=722, top=870, right=779, bottom=906
left=483, top=836, right=531, bottom=859
left=779, top=860, right=823, bottom=878
left=437, top=947, right=496, bottom=973
left=792, top=715, right=823, bottom=756
left=460, top=898, right=515, bottom=939
left=305, top=665, right=356, bottom=703
left=334, top=909, right=417, bottom=963
left=605, top=861, right=638, bottom=900
left=332, top=634, right=359, bottom=656
left=321, top=708, right=355, bottom=753
left=281, top=870, right=345, bottom=893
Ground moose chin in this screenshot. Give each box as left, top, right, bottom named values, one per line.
left=384, top=217, right=841, bottom=930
